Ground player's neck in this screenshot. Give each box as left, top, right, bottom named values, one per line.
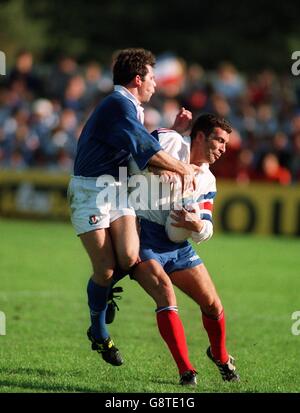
left=190, top=145, right=205, bottom=166
left=124, top=86, right=142, bottom=104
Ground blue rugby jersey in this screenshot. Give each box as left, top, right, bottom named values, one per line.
left=74, top=91, right=162, bottom=177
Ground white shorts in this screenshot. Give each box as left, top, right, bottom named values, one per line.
left=68, top=176, right=136, bottom=235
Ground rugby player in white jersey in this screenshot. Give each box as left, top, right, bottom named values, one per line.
left=129, top=113, right=240, bottom=385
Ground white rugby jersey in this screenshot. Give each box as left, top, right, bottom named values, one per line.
left=128, top=128, right=217, bottom=229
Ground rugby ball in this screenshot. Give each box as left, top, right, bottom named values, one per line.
left=165, top=213, right=191, bottom=243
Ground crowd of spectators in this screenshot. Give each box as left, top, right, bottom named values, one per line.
left=1, top=49, right=300, bottom=185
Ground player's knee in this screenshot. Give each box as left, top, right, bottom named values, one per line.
left=202, top=298, right=223, bottom=318
left=118, top=250, right=139, bottom=270
left=93, top=268, right=114, bottom=286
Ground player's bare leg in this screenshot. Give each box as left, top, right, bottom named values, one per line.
left=170, top=264, right=240, bottom=381
left=133, top=260, right=177, bottom=307
left=133, top=261, right=197, bottom=385
left=109, top=215, right=140, bottom=271
left=169, top=264, right=222, bottom=317
left=103, top=215, right=140, bottom=324
left=80, top=228, right=115, bottom=286
left=80, top=228, right=123, bottom=366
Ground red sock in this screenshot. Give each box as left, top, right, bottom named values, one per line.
left=156, top=309, right=195, bottom=375
left=202, top=309, right=229, bottom=363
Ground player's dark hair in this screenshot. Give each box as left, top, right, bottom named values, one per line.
left=113, top=48, right=155, bottom=85
left=190, top=113, right=232, bottom=140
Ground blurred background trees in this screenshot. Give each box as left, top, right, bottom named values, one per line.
left=1, top=0, right=300, bottom=70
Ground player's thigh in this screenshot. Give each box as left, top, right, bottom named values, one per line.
left=133, top=260, right=177, bottom=307
left=109, top=215, right=140, bottom=269
left=80, top=228, right=116, bottom=285
left=169, top=263, right=222, bottom=315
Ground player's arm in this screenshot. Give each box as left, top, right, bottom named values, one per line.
left=170, top=208, right=204, bottom=232
left=170, top=189, right=216, bottom=244
left=148, top=110, right=192, bottom=179
left=170, top=107, right=192, bottom=135
left=170, top=208, right=213, bottom=244
left=148, top=150, right=199, bottom=180
left=148, top=127, right=198, bottom=185
left=109, top=100, right=199, bottom=186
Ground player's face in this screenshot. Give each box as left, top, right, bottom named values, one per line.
left=205, top=127, right=230, bottom=164
left=138, top=65, right=156, bottom=103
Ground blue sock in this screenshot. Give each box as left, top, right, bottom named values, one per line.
left=112, top=265, right=129, bottom=283
left=107, top=266, right=129, bottom=298
left=87, top=278, right=110, bottom=342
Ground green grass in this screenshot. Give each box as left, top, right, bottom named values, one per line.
left=0, top=218, right=299, bottom=393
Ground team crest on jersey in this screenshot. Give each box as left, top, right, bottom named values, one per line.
left=89, top=215, right=100, bottom=225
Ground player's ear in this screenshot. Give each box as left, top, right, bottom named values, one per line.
left=135, top=74, right=143, bottom=87
left=195, top=130, right=205, bottom=141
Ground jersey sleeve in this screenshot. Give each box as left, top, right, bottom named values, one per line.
left=194, top=190, right=216, bottom=223
left=152, top=129, right=187, bottom=161
left=106, top=98, right=162, bottom=170
left=191, top=172, right=217, bottom=223
left=183, top=173, right=216, bottom=244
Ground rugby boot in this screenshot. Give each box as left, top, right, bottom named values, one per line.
left=179, top=370, right=198, bottom=386
left=206, top=346, right=240, bottom=382
left=87, top=327, right=123, bottom=366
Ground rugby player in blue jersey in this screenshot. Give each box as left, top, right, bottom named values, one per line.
left=68, top=48, right=199, bottom=366
left=127, top=113, right=240, bottom=385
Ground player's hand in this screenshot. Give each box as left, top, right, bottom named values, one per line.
left=170, top=208, right=203, bottom=232
left=159, top=170, right=181, bottom=184
left=171, top=107, right=192, bottom=135
left=148, top=166, right=181, bottom=184
left=179, top=163, right=200, bottom=192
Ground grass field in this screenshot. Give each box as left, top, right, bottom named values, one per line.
left=0, top=218, right=299, bottom=393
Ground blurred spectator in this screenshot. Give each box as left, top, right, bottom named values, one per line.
left=290, top=132, right=300, bottom=182
left=235, top=148, right=256, bottom=184
left=63, top=75, right=86, bottom=113
left=47, top=56, right=78, bottom=100
left=181, top=63, right=207, bottom=111
left=248, top=69, right=279, bottom=106
left=155, top=54, right=186, bottom=98
left=257, top=152, right=291, bottom=185
left=7, top=50, right=42, bottom=97
left=144, top=107, right=162, bottom=132
left=212, top=62, right=245, bottom=102
left=84, top=61, right=113, bottom=103
left=255, top=103, right=278, bottom=139
left=272, top=131, right=292, bottom=169
left=160, top=98, right=181, bottom=128
left=30, top=98, right=58, bottom=167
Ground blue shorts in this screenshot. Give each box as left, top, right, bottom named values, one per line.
left=139, top=219, right=202, bottom=274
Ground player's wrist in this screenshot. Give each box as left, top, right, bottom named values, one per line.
left=193, top=220, right=204, bottom=232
